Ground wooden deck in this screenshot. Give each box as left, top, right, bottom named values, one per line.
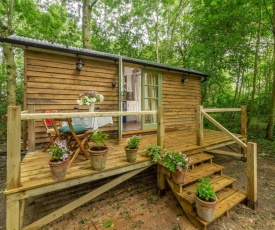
left=6, top=129, right=244, bottom=196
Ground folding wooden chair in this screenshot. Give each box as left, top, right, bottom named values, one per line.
left=42, top=110, right=62, bottom=152
left=52, top=118, right=92, bottom=168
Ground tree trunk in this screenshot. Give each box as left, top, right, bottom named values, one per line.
left=3, top=43, right=17, bottom=105
left=248, top=4, right=262, bottom=127
left=267, top=1, right=275, bottom=139
left=0, top=0, right=17, bottom=106
left=82, top=0, right=92, bottom=49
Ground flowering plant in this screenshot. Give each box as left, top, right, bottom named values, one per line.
left=125, top=135, right=141, bottom=150
left=163, top=151, right=191, bottom=172
left=49, top=140, right=72, bottom=162
left=77, top=91, right=104, bottom=106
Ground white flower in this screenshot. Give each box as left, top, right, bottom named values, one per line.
left=99, top=94, right=104, bottom=102
left=77, top=99, right=83, bottom=105
left=86, top=102, right=90, bottom=105
left=90, top=97, right=96, bottom=103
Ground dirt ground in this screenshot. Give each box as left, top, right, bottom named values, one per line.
left=0, top=146, right=275, bottom=230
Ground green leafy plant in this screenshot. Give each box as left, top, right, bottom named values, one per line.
left=91, top=131, right=108, bottom=150
left=195, top=178, right=216, bottom=202
left=125, top=135, right=141, bottom=150
left=163, top=151, right=191, bottom=172
left=49, top=140, right=72, bottom=162
left=103, top=220, right=113, bottom=228
left=145, top=145, right=163, bottom=162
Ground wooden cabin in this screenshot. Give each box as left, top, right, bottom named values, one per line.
left=0, top=35, right=257, bottom=230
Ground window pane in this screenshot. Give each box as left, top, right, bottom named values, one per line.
left=145, top=86, right=158, bottom=98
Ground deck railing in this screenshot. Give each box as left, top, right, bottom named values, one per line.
left=196, top=105, right=257, bottom=210
left=7, top=105, right=165, bottom=190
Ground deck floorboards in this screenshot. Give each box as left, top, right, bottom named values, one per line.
left=13, top=129, right=243, bottom=194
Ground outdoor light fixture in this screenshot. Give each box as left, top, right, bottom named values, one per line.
left=112, top=82, right=116, bottom=87
left=76, top=58, right=84, bottom=71
left=181, top=75, right=189, bottom=83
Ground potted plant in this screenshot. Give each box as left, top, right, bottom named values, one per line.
left=48, top=140, right=72, bottom=180
left=163, top=151, right=192, bottom=184
left=89, top=131, right=109, bottom=171
left=124, top=135, right=141, bottom=163
left=77, top=90, right=104, bottom=112
left=195, top=177, right=217, bottom=222
left=144, top=145, right=163, bottom=163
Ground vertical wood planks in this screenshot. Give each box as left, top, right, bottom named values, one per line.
left=246, top=142, right=258, bottom=210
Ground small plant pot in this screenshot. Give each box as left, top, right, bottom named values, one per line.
left=49, top=158, right=70, bottom=181
left=89, top=147, right=108, bottom=171
left=125, top=147, right=138, bottom=163
left=171, top=168, right=188, bottom=184
left=195, top=194, right=217, bottom=222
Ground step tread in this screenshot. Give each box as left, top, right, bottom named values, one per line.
left=184, top=163, right=224, bottom=185
left=196, top=188, right=247, bottom=226
left=178, top=175, right=236, bottom=204
left=188, top=152, right=214, bottom=165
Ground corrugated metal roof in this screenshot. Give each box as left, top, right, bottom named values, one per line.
left=0, top=35, right=208, bottom=77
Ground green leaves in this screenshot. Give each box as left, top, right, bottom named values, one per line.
left=195, top=178, right=216, bottom=202
left=103, top=220, right=114, bottom=228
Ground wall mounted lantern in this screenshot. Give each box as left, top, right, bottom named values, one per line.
left=76, top=58, right=84, bottom=71
left=112, top=82, right=116, bottom=87
left=181, top=75, right=189, bottom=83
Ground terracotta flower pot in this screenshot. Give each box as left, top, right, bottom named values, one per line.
left=89, top=146, right=108, bottom=171
left=125, top=147, right=138, bottom=163
left=171, top=168, right=188, bottom=184
left=195, top=194, right=217, bottom=222
left=49, top=158, right=69, bottom=180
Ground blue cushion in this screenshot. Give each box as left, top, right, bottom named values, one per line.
left=59, top=124, right=88, bottom=134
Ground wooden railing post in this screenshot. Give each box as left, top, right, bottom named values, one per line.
left=28, top=105, right=35, bottom=151
left=157, top=106, right=166, bottom=196
left=7, top=106, right=21, bottom=230
left=157, top=106, right=165, bottom=149
left=241, top=105, right=247, bottom=158
left=196, top=105, right=203, bottom=146
left=241, top=105, right=247, bottom=136
left=7, top=106, right=21, bottom=189
left=246, top=142, right=257, bottom=210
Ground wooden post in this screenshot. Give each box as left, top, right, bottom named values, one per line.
left=28, top=105, right=35, bottom=151
left=196, top=105, right=203, bottom=146
left=157, top=106, right=166, bottom=196
left=241, top=105, right=247, bottom=158
left=246, top=142, right=257, bottom=210
left=157, top=165, right=166, bottom=197
left=7, top=106, right=21, bottom=230
left=7, top=106, right=21, bottom=189
left=157, top=106, right=165, bottom=149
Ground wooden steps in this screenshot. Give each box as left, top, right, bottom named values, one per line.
left=163, top=152, right=247, bottom=230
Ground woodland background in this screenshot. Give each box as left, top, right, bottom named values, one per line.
left=1, top=0, right=275, bottom=157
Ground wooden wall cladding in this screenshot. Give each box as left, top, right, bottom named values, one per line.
left=162, top=72, right=201, bottom=132
left=25, top=50, right=119, bottom=145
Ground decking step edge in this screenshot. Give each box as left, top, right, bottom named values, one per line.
left=189, top=152, right=214, bottom=166
left=178, top=175, right=236, bottom=204
left=165, top=163, right=224, bottom=193
left=196, top=188, right=247, bottom=227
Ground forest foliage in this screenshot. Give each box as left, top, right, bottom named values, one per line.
left=1, top=0, right=275, bottom=145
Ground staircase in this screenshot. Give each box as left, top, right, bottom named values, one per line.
left=163, top=152, right=247, bottom=230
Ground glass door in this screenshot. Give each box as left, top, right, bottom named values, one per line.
left=141, top=70, right=162, bottom=130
